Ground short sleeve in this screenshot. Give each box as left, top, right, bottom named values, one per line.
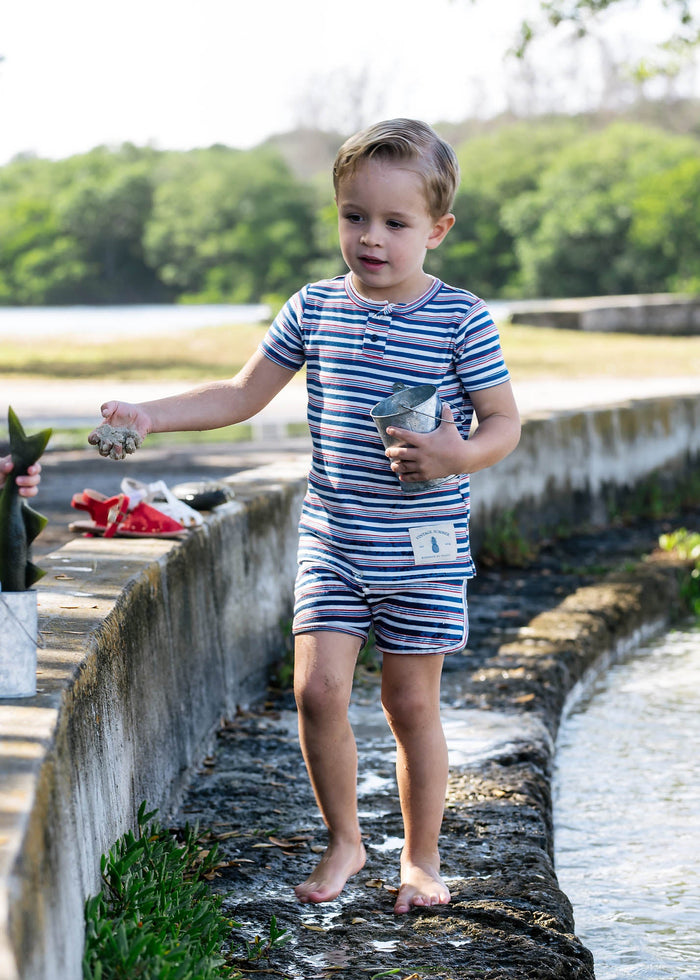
left=454, top=300, right=510, bottom=392
left=258, top=287, right=307, bottom=372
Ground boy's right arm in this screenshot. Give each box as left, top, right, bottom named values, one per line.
left=90, top=350, right=297, bottom=445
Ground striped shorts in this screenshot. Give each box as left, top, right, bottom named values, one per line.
left=293, top=563, right=469, bottom=656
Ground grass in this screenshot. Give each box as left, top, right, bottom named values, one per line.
left=498, top=322, right=700, bottom=382
left=0, top=323, right=271, bottom=381
left=2, top=317, right=700, bottom=384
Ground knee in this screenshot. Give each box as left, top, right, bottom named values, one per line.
left=294, top=671, right=348, bottom=723
left=381, top=685, right=434, bottom=733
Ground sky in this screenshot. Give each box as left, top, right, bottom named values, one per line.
left=0, top=0, right=695, bottom=165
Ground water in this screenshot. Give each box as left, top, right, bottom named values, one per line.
left=0, top=303, right=270, bottom=340
left=554, top=624, right=700, bottom=979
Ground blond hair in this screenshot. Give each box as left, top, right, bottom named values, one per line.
left=332, top=118, right=460, bottom=218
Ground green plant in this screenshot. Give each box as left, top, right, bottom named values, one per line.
left=0, top=406, right=51, bottom=592
left=479, top=510, right=536, bottom=567
left=83, top=803, right=294, bottom=979
left=83, top=802, right=240, bottom=980
left=230, top=914, right=290, bottom=964
left=659, top=528, right=700, bottom=617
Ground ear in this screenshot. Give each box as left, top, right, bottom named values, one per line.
left=426, top=212, right=455, bottom=251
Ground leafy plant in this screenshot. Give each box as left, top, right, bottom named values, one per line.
left=83, top=802, right=239, bottom=980
left=230, top=914, right=290, bottom=964
left=659, top=528, right=700, bottom=617
left=0, top=406, right=51, bottom=592
left=480, top=509, right=536, bottom=567
left=83, top=802, right=293, bottom=980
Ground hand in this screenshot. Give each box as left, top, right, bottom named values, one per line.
left=0, top=456, right=42, bottom=498
left=384, top=403, right=467, bottom=485
left=88, top=401, right=152, bottom=460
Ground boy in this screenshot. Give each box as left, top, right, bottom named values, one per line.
left=89, top=119, right=521, bottom=914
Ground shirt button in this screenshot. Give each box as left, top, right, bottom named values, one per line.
left=370, top=334, right=378, bottom=342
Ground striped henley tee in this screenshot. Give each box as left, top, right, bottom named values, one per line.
left=259, top=273, right=510, bottom=587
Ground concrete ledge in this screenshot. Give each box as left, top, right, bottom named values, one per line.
left=471, top=392, right=700, bottom=554
left=1, top=393, right=699, bottom=979
left=509, top=293, right=700, bottom=335
left=510, top=293, right=700, bottom=337
left=1, top=459, right=308, bottom=980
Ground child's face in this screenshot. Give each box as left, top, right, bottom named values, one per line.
left=335, top=158, right=454, bottom=305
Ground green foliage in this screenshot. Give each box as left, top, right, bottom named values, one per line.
left=630, top=155, right=700, bottom=291
left=1, top=110, right=699, bottom=306
left=428, top=119, right=585, bottom=296
left=480, top=510, right=536, bottom=567
left=658, top=528, right=700, bottom=617
left=230, top=915, right=290, bottom=964
left=143, top=146, right=323, bottom=304
left=83, top=803, right=237, bottom=980
left=83, top=803, right=293, bottom=980
left=516, top=1, right=700, bottom=63
left=503, top=122, right=700, bottom=296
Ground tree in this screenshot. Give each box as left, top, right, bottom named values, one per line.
left=144, top=146, right=322, bottom=304
left=511, top=0, right=699, bottom=53
left=501, top=121, right=700, bottom=296
left=57, top=146, right=165, bottom=303
left=427, top=119, right=586, bottom=296
left=0, top=157, right=93, bottom=305
left=630, top=155, right=700, bottom=290
left=0, top=146, right=165, bottom=305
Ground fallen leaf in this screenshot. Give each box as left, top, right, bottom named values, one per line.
left=302, top=924, right=327, bottom=932
left=365, top=878, right=384, bottom=889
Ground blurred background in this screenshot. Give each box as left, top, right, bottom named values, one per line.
left=0, top=0, right=699, bottom=309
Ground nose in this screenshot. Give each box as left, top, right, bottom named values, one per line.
left=360, top=222, right=380, bottom=247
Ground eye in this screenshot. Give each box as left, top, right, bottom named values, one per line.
left=387, top=220, right=405, bottom=230
left=343, top=212, right=363, bottom=224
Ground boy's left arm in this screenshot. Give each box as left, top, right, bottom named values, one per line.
left=384, top=381, right=521, bottom=487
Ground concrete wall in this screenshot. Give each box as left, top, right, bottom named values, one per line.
left=1, top=395, right=699, bottom=980
left=509, top=293, right=700, bottom=335
left=471, top=393, right=700, bottom=554
left=0, top=461, right=307, bottom=980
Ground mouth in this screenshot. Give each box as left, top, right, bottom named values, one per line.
left=359, top=255, right=386, bottom=269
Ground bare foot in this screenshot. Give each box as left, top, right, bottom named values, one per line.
left=393, top=854, right=451, bottom=914
left=294, top=839, right=366, bottom=904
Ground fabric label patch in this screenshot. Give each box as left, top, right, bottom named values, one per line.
left=408, top=522, right=458, bottom=565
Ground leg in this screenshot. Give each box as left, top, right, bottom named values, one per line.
left=381, top=652, right=451, bottom=914
left=293, top=630, right=367, bottom=903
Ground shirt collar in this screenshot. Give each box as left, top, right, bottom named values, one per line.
left=343, top=273, right=442, bottom=314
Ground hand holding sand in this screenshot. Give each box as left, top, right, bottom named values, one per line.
left=88, top=402, right=151, bottom=461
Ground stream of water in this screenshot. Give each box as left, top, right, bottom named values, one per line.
left=554, top=624, right=700, bottom=979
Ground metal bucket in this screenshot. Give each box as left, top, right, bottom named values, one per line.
left=371, top=384, right=451, bottom=493
left=0, top=590, right=38, bottom=698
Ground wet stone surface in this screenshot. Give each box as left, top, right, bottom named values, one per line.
left=174, top=511, right=696, bottom=980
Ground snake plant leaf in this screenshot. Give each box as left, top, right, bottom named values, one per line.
left=0, top=407, right=52, bottom=592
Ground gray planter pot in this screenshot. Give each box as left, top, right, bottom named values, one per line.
left=0, top=591, right=38, bottom=698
